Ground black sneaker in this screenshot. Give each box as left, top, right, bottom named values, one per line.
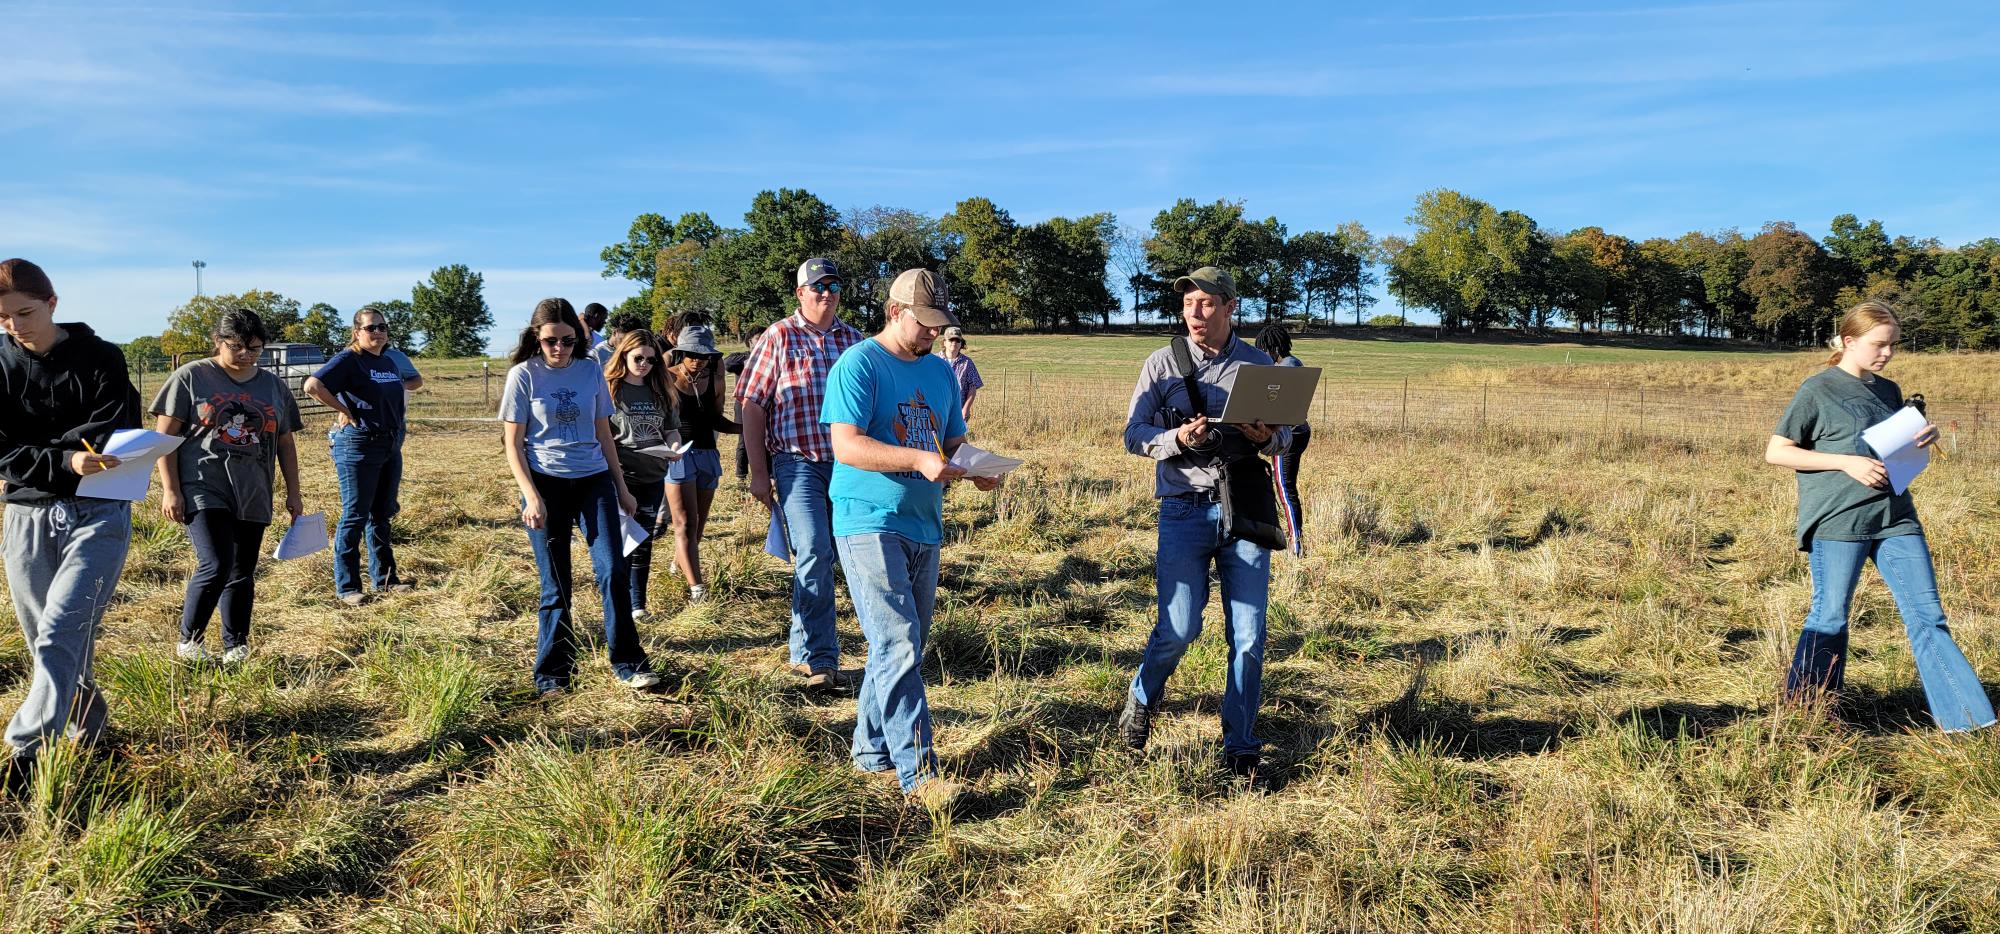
left=1118, top=694, right=1153, bottom=750
left=1, top=755, right=32, bottom=799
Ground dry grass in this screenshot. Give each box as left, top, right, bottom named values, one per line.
left=4, top=347, right=2000, bottom=931
left=1433, top=350, right=2000, bottom=402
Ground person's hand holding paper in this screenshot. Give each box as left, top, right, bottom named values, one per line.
left=1861, top=405, right=1931, bottom=495
left=946, top=442, right=1022, bottom=479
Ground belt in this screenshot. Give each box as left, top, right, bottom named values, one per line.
left=1165, top=490, right=1221, bottom=504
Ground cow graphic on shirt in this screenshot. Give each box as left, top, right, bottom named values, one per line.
left=551, top=388, right=581, bottom=441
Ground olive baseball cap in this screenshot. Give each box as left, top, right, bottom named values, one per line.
left=1172, top=266, right=1238, bottom=301
left=888, top=268, right=958, bottom=328
left=796, top=257, right=841, bottom=286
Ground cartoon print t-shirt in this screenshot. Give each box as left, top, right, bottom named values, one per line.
left=151, top=360, right=303, bottom=524
left=821, top=338, right=967, bottom=545
left=499, top=356, right=614, bottom=478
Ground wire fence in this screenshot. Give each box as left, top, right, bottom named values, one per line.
left=123, top=358, right=1999, bottom=457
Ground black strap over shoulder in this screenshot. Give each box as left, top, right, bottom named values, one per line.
left=1170, top=337, right=1203, bottom=415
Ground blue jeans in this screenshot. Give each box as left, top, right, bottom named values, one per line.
left=837, top=532, right=941, bottom=791
left=774, top=452, right=839, bottom=672
left=1787, top=534, right=1997, bottom=732
left=4, top=498, right=129, bottom=760
left=625, top=476, right=666, bottom=612
left=1129, top=495, right=1272, bottom=757
left=329, top=427, right=402, bottom=596
left=524, top=470, right=649, bottom=692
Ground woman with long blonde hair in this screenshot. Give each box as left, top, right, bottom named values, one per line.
left=1764, top=300, right=1994, bottom=731
left=603, top=328, right=681, bottom=620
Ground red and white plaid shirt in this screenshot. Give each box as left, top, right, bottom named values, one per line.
left=733, top=311, right=864, bottom=462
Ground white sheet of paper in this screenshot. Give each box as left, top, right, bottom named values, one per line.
left=271, top=512, right=329, bottom=560
left=1861, top=405, right=1931, bottom=495
left=620, top=512, right=651, bottom=557
left=74, top=429, right=184, bottom=501
left=638, top=436, right=694, bottom=459
left=947, top=442, right=1024, bottom=478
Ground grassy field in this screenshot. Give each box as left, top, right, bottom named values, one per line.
left=10, top=337, right=2000, bottom=931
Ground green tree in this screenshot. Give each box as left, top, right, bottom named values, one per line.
left=1284, top=231, right=1350, bottom=326
left=123, top=335, right=167, bottom=367
left=1333, top=221, right=1380, bottom=326
left=1395, top=190, right=1534, bottom=332
left=1743, top=221, right=1836, bottom=343
left=940, top=197, right=1025, bottom=330
left=1549, top=230, right=1608, bottom=332
left=1824, top=214, right=1892, bottom=290
left=411, top=264, right=493, bottom=357
left=289, top=302, right=345, bottom=348
left=1018, top=213, right=1118, bottom=330
left=841, top=206, right=950, bottom=332
left=1142, top=199, right=1283, bottom=320
left=711, top=189, right=846, bottom=332
left=161, top=290, right=302, bottom=356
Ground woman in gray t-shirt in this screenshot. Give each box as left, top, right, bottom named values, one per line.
left=602, top=328, right=682, bottom=621
left=152, top=309, right=305, bottom=664
left=1764, top=300, right=1992, bottom=732
left=498, top=298, right=659, bottom=697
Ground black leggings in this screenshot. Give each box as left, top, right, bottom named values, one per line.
left=182, top=508, right=268, bottom=649
left=1274, top=425, right=1310, bottom=554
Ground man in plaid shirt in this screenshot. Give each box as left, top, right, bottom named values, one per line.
left=737, top=257, right=865, bottom=691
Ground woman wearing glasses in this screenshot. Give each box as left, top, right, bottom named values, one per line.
left=304, top=307, right=417, bottom=605
left=152, top=309, right=306, bottom=663
left=603, top=328, right=681, bottom=620
left=500, top=298, right=660, bottom=695
left=663, top=319, right=739, bottom=603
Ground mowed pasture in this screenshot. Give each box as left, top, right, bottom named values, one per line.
left=5, top=334, right=2000, bottom=931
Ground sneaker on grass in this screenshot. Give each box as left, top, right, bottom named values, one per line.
left=622, top=670, right=663, bottom=691
left=221, top=645, right=250, bottom=665
left=175, top=640, right=207, bottom=661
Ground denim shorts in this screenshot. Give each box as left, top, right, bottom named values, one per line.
left=666, top=447, right=722, bottom=490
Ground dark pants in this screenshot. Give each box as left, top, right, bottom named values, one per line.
left=1274, top=424, right=1310, bottom=556
left=626, top=476, right=667, bottom=612
left=525, top=470, right=649, bottom=692
left=330, top=427, right=403, bottom=595
left=182, top=508, right=268, bottom=649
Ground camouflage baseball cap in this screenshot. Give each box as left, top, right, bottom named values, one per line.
left=796, top=257, right=841, bottom=286
left=1172, top=266, right=1238, bottom=301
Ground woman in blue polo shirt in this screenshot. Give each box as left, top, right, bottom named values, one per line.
left=305, top=307, right=415, bottom=606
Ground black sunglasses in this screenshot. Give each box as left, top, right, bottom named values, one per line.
left=360, top=323, right=389, bottom=333
left=629, top=354, right=658, bottom=365
left=540, top=336, right=577, bottom=348
left=806, top=281, right=843, bottom=294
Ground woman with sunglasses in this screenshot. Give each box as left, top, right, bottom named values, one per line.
left=663, top=319, right=739, bottom=603
left=304, top=307, right=415, bottom=606
left=499, top=298, right=659, bottom=695
left=603, top=328, right=682, bottom=620
left=153, top=309, right=306, bottom=663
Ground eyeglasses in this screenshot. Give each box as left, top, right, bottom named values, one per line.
left=540, top=336, right=576, bottom=348
left=360, top=323, right=389, bottom=333
left=806, top=281, right=843, bottom=295
left=223, top=341, right=265, bottom=355
left=629, top=354, right=657, bottom=366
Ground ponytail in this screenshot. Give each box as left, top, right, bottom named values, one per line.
left=1826, top=300, right=1900, bottom=365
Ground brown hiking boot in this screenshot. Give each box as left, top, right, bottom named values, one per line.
left=907, top=777, right=965, bottom=812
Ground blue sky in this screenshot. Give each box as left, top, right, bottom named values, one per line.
left=13, top=1, right=1999, bottom=346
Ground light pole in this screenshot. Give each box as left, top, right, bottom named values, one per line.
left=192, top=260, right=206, bottom=297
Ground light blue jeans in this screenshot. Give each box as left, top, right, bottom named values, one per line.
left=4, top=498, right=130, bottom=760
left=1787, top=534, right=1997, bottom=732
left=837, top=532, right=941, bottom=792
left=775, top=452, right=840, bottom=672
left=1129, top=495, right=1271, bottom=757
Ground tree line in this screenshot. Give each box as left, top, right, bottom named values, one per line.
left=604, top=187, right=1999, bottom=349
left=139, top=265, right=494, bottom=365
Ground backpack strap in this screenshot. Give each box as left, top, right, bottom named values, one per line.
left=1170, top=337, right=1204, bottom=415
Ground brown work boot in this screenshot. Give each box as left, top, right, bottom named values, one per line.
left=907, top=777, right=965, bottom=812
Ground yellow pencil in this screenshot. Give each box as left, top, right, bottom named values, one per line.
left=80, top=437, right=99, bottom=455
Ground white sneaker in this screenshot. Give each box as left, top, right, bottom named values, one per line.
left=632, top=608, right=651, bottom=622
left=623, top=670, right=662, bottom=690
left=687, top=585, right=707, bottom=603
left=221, top=645, right=250, bottom=665
left=175, top=640, right=206, bottom=661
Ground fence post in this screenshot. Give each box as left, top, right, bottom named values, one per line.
left=483, top=361, right=491, bottom=406
left=1638, top=388, right=1646, bottom=433
left=1400, top=376, right=1409, bottom=432
left=1480, top=381, right=1488, bottom=432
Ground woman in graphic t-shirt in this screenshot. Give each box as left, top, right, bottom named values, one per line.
left=603, top=328, right=682, bottom=621
left=662, top=319, right=739, bottom=603
left=499, top=298, right=659, bottom=696
left=304, top=306, right=416, bottom=606
left=152, top=309, right=305, bottom=664
left=1765, top=300, right=1994, bottom=732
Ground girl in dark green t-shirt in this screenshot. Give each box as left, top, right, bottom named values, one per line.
left=1763, top=301, right=1993, bottom=732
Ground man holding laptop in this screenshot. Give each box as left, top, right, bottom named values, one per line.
left=1119, top=266, right=1303, bottom=783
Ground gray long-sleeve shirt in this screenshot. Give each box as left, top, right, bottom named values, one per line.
left=1124, top=335, right=1292, bottom=498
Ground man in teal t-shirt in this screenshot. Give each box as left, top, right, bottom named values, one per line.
left=822, top=268, right=999, bottom=811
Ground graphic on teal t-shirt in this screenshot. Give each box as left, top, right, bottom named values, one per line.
left=890, top=388, right=946, bottom=480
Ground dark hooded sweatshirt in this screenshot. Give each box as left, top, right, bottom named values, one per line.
left=0, top=323, right=143, bottom=506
